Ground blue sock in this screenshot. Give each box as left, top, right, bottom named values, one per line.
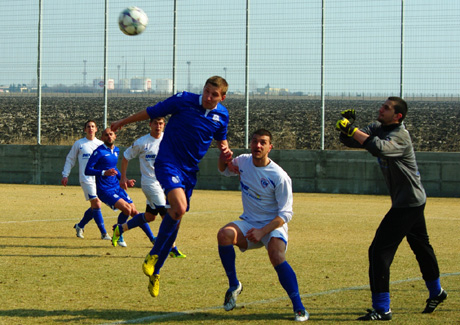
left=126, top=213, right=148, bottom=230
left=275, top=261, right=305, bottom=312
left=153, top=227, right=179, bottom=275
left=92, top=208, right=107, bottom=234
left=139, top=216, right=156, bottom=242
left=150, top=213, right=179, bottom=255
left=372, top=292, right=391, bottom=313
left=117, top=212, right=129, bottom=225
left=218, top=244, right=239, bottom=288
left=425, top=278, right=442, bottom=298
left=78, top=208, right=93, bottom=228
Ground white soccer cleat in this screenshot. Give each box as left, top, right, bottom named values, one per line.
left=74, top=224, right=84, bottom=238
left=117, top=240, right=127, bottom=247
left=101, top=233, right=111, bottom=240
left=223, top=281, right=243, bottom=311
left=294, top=309, right=309, bottom=322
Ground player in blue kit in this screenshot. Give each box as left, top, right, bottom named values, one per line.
left=85, top=127, right=155, bottom=247
left=111, top=76, right=233, bottom=297
left=112, top=117, right=185, bottom=257
left=61, top=120, right=110, bottom=240
left=217, top=129, right=309, bottom=322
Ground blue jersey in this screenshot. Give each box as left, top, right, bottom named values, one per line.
left=146, top=91, right=229, bottom=173
left=85, top=144, right=121, bottom=193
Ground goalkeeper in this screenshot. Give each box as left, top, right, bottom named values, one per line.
left=336, top=97, right=447, bottom=321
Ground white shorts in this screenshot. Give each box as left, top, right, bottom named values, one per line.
left=232, top=219, right=288, bottom=252
left=80, top=182, right=98, bottom=201
left=142, top=183, right=166, bottom=209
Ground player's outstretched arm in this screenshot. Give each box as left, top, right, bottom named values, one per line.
left=120, top=157, right=130, bottom=190
left=111, top=110, right=150, bottom=132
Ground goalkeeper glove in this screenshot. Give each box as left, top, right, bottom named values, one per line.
left=336, top=118, right=357, bottom=137
left=340, top=109, right=356, bottom=124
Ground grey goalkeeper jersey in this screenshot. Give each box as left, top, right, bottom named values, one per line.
left=340, top=122, right=426, bottom=208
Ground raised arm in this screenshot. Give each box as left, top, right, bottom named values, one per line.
left=111, top=110, right=150, bottom=132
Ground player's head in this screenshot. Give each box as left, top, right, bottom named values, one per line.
left=250, top=129, right=273, bottom=160
left=202, top=76, right=228, bottom=109
left=378, top=97, right=407, bottom=125
left=388, top=96, right=408, bottom=122
left=101, top=127, right=117, bottom=147
left=149, top=117, right=165, bottom=137
left=83, top=120, right=97, bottom=137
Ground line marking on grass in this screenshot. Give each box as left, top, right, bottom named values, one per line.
left=99, top=272, right=460, bottom=324
left=0, top=211, right=236, bottom=224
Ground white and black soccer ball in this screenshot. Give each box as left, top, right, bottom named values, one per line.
left=118, top=7, right=148, bottom=36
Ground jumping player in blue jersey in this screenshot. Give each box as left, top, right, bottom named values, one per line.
left=85, top=127, right=156, bottom=247
left=111, top=76, right=233, bottom=297
left=112, top=117, right=185, bottom=257
left=217, top=129, right=309, bottom=322
left=61, top=120, right=110, bottom=240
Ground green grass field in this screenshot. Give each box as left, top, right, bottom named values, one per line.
left=1, top=184, right=458, bottom=324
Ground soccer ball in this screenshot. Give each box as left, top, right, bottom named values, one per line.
left=118, top=7, right=148, bottom=36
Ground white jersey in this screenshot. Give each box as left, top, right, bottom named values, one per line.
left=123, top=133, right=163, bottom=186
left=220, top=153, right=293, bottom=227
left=62, top=137, right=103, bottom=184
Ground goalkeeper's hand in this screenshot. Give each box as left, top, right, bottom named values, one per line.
left=336, top=118, right=357, bottom=137
left=340, top=109, right=356, bottom=124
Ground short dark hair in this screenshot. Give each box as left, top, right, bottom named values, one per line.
left=150, top=116, right=165, bottom=123
left=84, top=120, right=96, bottom=129
left=388, top=96, right=408, bottom=123
left=252, top=128, right=272, bottom=143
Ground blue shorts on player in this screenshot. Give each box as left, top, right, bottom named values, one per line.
left=154, top=161, right=196, bottom=212
left=98, top=187, right=133, bottom=210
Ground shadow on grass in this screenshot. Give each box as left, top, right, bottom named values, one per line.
left=0, top=308, right=361, bottom=323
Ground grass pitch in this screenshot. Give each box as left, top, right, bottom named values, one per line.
left=0, top=184, right=458, bottom=324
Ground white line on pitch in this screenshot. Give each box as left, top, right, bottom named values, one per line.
left=0, top=210, right=237, bottom=224
left=99, top=272, right=460, bottom=325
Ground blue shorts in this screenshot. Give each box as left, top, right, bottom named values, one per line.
left=98, top=187, right=133, bottom=210
left=155, top=161, right=196, bottom=212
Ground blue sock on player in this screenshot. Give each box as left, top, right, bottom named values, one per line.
left=137, top=213, right=155, bottom=242
left=117, top=212, right=129, bottom=225
left=425, top=278, right=442, bottom=298
left=372, top=292, right=391, bottom=313
left=153, top=227, right=179, bottom=274
left=149, top=213, right=179, bottom=273
left=150, top=213, right=178, bottom=254
left=275, top=261, right=305, bottom=312
left=126, top=212, right=147, bottom=230
left=218, top=244, right=239, bottom=288
left=78, top=208, right=93, bottom=228
left=92, top=208, right=107, bottom=234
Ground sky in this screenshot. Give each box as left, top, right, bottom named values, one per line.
left=1, top=0, right=459, bottom=96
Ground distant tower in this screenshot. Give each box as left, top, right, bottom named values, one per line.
left=187, top=61, right=191, bottom=91
left=83, top=60, right=87, bottom=86
left=143, top=57, right=146, bottom=81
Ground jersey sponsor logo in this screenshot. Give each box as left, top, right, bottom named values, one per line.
left=172, top=176, right=180, bottom=184
left=212, top=114, right=220, bottom=122
left=82, top=153, right=91, bottom=158
left=145, top=154, right=157, bottom=159
left=240, top=181, right=261, bottom=201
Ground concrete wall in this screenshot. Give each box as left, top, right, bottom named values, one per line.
left=1, top=145, right=459, bottom=197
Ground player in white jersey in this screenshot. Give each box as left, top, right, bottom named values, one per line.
left=61, top=120, right=111, bottom=240
left=217, top=129, right=309, bottom=322
left=112, top=117, right=185, bottom=257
